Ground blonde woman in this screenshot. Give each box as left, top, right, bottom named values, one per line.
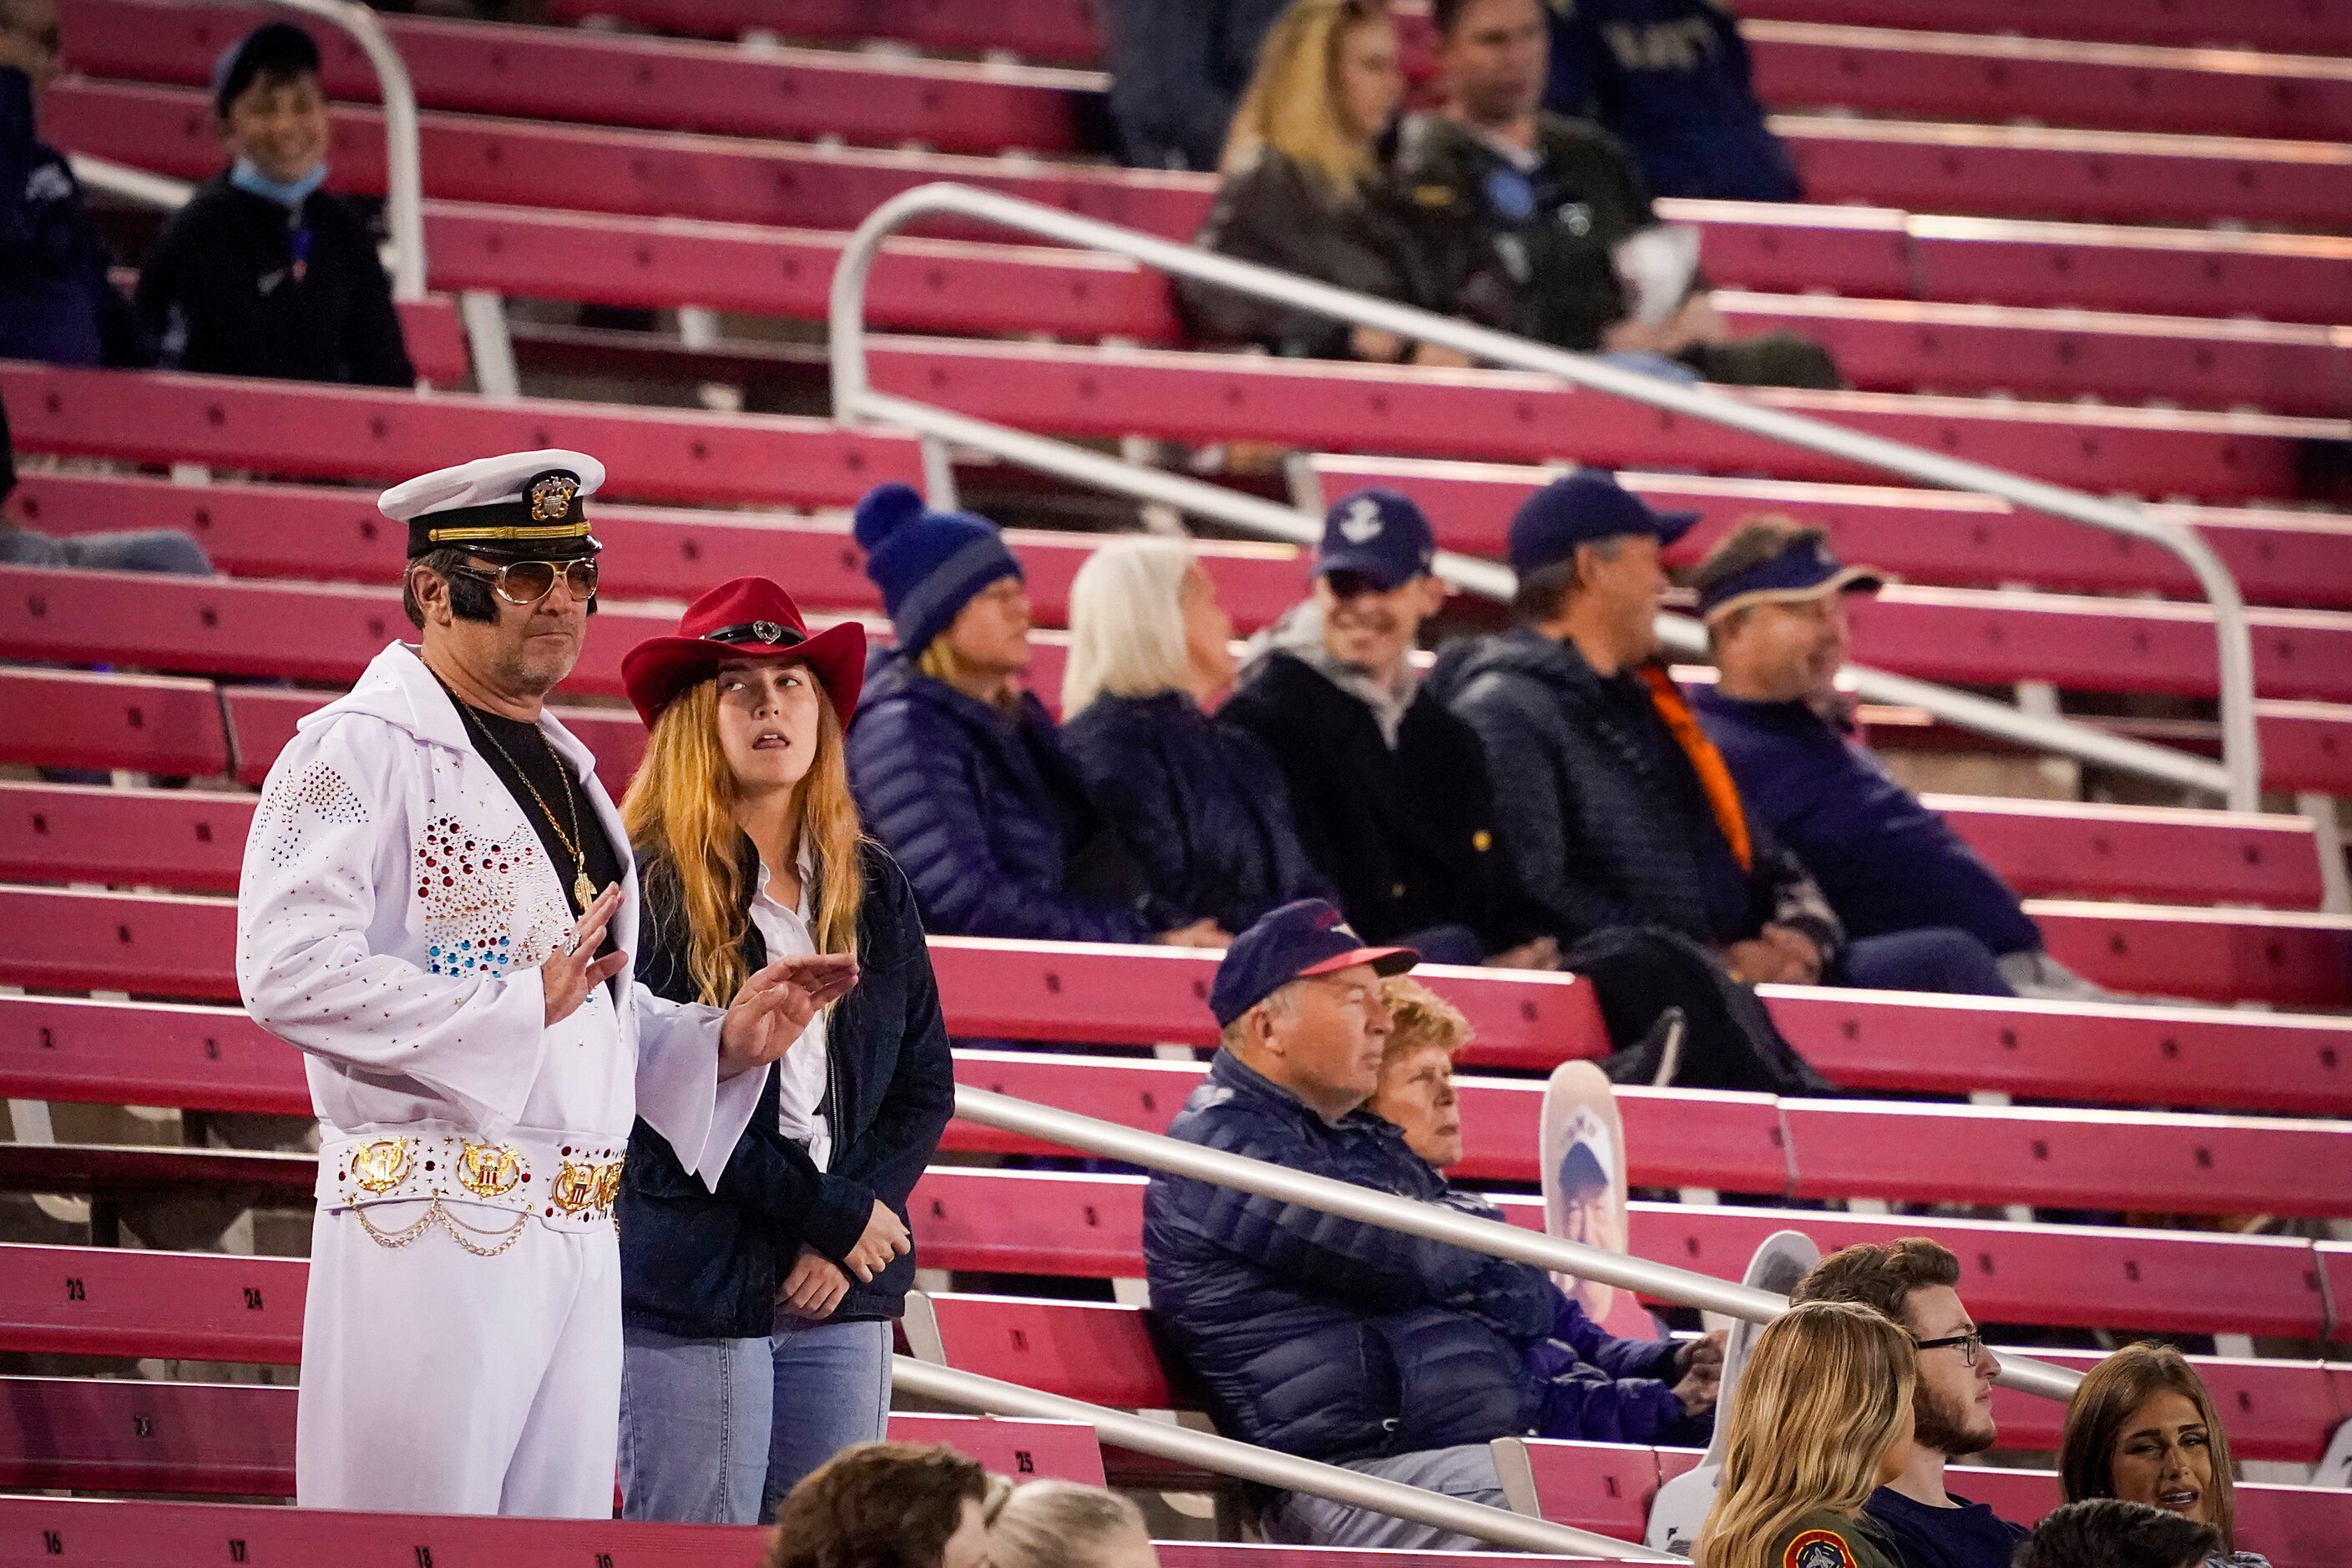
left=614, top=578, right=954, bottom=1524
left=1060, top=537, right=1327, bottom=936
left=1695, top=1300, right=1914, bottom=1568
left=1180, top=0, right=1464, bottom=366
left=2059, top=1343, right=2272, bottom=1568
left=987, top=1480, right=1161, bottom=1568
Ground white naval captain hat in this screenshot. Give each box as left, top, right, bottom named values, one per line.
left=381, top=449, right=607, bottom=561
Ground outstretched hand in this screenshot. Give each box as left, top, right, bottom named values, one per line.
left=542, top=884, right=628, bottom=1028
left=718, top=953, right=859, bottom=1077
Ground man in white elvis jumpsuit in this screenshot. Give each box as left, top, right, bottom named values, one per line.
left=237, top=450, right=847, bottom=1515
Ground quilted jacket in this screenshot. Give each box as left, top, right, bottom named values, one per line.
left=1143, top=1050, right=1562, bottom=1462
left=845, top=652, right=1166, bottom=943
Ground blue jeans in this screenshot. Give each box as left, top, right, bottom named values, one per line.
left=619, top=1315, right=892, bottom=1525
left=1841, top=927, right=2015, bottom=997
left=1261, top=1444, right=1508, bottom=1551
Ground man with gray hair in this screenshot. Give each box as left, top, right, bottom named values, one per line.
left=1143, top=898, right=1545, bottom=1549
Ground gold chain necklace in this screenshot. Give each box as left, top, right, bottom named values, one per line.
left=455, top=701, right=599, bottom=913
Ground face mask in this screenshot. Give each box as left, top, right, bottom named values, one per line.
left=230, top=156, right=328, bottom=208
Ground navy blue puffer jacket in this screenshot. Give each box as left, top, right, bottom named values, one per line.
left=1060, top=691, right=1332, bottom=935
left=1143, top=1050, right=1562, bottom=1463
left=846, top=652, right=1166, bottom=943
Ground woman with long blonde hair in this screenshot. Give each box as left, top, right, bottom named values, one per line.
left=1695, top=1300, right=1914, bottom=1568
left=1181, top=0, right=1464, bottom=366
left=611, top=577, right=954, bottom=1526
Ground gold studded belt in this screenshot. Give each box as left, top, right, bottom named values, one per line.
left=320, top=1129, right=625, bottom=1252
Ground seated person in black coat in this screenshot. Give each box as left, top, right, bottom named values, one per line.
left=1395, top=0, right=1837, bottom=389
left=1182, top=0, right=1469, bottom=369
left=1432, top=473, right=2009, bottom=1073
left=1060, top=536, right=1328, bottom=936
left=134, top=23, right=413, bottom=387
left=1219, top=488, right=1556, bottom=970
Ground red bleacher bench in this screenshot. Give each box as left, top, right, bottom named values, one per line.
left=1734, top=0, right=2352, bottom=56
left=0, top=362, right=922, bottom=509
left=4, top=470, right=1312, bottom=643
left=0, top=669, right=229, bottom=778
left=862, top=336, right=2349, bottom=508
left=1306, top=457, right=2352, bottom=615
left=60, top=0, right=1098, bottom=157
left=4, top=892, right=2350, bottom=1117
left=0, top=1373, right=1103, bottom=1498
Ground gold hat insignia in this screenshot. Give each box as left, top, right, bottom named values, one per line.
left=529, top=473, right=579, bottom=523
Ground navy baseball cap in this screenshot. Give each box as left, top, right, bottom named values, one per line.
left=1697, top=533, right=1883, bottom=623
left=1209, top=899, right=1419, bottom=1029
left=1507, top=470, right=1702, bottom=577
left=1319, top=488, right=1438, bottom=592
left=212, top=22, right=321, bottom=118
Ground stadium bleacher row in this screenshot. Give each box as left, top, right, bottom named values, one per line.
left=11, top=0, right=2352, bottom=1559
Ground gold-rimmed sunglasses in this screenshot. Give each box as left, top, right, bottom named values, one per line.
left=449, top=559, right=600, bottom=606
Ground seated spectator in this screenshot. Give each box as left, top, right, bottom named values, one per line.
left=2015, top=1501, right=2222, bottom=1568
left=1102, top=0, right=1289, bottom=173
left=1692, top=518, right=2128, bottom=1004
left=1692, top=1299, right=1915, bottom=1568
left=134, top=23, right=413, bottom=387
left=1183, top=0, right=1465, bottom=367
left=1540, top=0, right=1802, bottom=204
left=987, top=1480, right=1161, bottom=1568
left=1792, top=1239, right=2029, bottom=1568
left=766, top=1442, right=992, bottom=1568
left=1144, top=899, right=1563, bottom=1550
left=1438, top=472, right=2016, bottom=1009
left=0, top=395, right=208, bottom=576
left=0, top=0, right=150, bottom=366
left=2058, top=1343, right=2272, bottom=1568
left=1061, top=536, right=1329, bottom=935
left=1220, top=489, right=1558, bottom=969
left=845, top=484, right=1220, bottom=948
left=1396, top=0, right=1839, bottom=388
left=1366, top=974, right=1722, bottom=1446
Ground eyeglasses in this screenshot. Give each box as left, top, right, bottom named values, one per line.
left=1912, top=1329, right=1986, bottom=1367
left=450, top=559, right=599, bottom=606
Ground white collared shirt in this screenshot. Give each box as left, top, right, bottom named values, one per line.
left=750, top=849, right=831, bottom=1171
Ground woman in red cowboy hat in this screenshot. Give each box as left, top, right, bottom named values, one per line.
left=612, top=577, right=954, bottom=1525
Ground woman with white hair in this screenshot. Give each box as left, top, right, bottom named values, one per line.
left=1061, top=537, right=1330, bottom=937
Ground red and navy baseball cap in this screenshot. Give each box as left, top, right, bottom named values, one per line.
left=1319, top=488, right=1439, bottom=593
left=1209, top=899, right=1419, bottom=1029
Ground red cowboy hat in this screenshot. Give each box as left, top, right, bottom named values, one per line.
left=620, top=577, right=867, bottom=728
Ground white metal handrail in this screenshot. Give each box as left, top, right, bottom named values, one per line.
left=953, top=1085, right=2083, bottom=1404
left=894, top=1358, right=1670, bottom=1557
left=144, top=0, right=427, bottom=299
left=827, top=183, right=2260, bottom=809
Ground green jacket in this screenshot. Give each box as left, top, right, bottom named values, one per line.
left=1766, top=1510, right=1905, bottom=1568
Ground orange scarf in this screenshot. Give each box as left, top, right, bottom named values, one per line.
left=1638, top=663, right=1753, bottom=873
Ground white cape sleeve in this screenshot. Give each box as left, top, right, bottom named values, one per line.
left=631, top=989, right=770, bottom=1191
left=235, top=718, right=550, bottom=1134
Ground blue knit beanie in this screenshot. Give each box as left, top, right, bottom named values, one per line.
left=852, top=483, right=1024, bottom=658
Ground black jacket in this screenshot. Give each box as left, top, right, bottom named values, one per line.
left=0, top=67, right=149, bottom=367
left=1429, top=631, right=1841, bottom=958
left=618, top=837, right=954, bottom=1339
left=1393, top=110, right=1659, bottom=354
left=1061, top=690, right=1333, bottom=934
left=1102, top=0, right=1292, bottom=171
left=1218, top=648, right=1547, bottom=956
left=134, top=174, right=412, bottom=387
left=1182, top=148, right=1451, bottom=360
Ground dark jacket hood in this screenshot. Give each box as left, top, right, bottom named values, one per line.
left=1426, top=629, right=1601, bottom=707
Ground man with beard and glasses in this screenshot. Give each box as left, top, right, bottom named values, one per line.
left=1792, top=1238, right=2029, bottom=1568
left=1220, top=489, right=1557, bottom=970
